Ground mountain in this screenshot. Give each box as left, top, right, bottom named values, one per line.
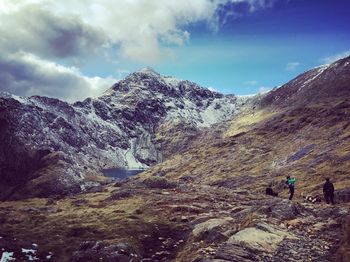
left=260, top=56, right=350, bottom=107
left=0, top=68, right=248, bottom=199
left=143, top=56, right=350, bottom=196
left=133, top=56, right=350, bottom=260
left=0, top=57, right=349, bottom=261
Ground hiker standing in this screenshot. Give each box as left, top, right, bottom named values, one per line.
left=323, top=178, right=335, bottom=205
left=286, top=176, right=296, bottom=200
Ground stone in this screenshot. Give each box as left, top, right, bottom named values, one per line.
left=256, top=198, right=304, bottom=220
left=142, top=177, right=177, bottom=189
left=214, top=243, right=256, bottom=262
left=192, top=218, right=233, bottom=237
left=228, top=223, right=294, bottom=253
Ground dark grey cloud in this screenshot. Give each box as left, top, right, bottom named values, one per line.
left=0, top=4, right=107, bottom=59
left=0, top=52, right=116, bottom=102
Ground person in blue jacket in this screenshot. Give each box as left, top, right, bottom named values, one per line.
left=286, top=176, right=296, bottom=200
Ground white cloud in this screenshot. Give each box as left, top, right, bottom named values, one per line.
left=0, top=0, right=280, bottom=63
left=258, top=86, right=271, bottom=94
left=0, top=0, right=282, bottom=101
left=320, top=50, right=350, bottom=64
left=208, top=86, right=219, bottom=92
left=0, top=52, right=117, bottom=102
left=285, top=62, right=300, bottom=71
left=244, top=80, right=259, bottom=86
left=0, top=3, right=107, bottom=59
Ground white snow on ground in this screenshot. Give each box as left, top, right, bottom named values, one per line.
left=122, top=139, right=147, bottom=169
left=46, top=253, right=53, bottom=260
left=12, top=94, right=27, bottom=104
left=0, top=92, right=27, bottom=104
left=22, top=248, right=39, bottom=261
left=0, top=252, right=15, bottom=262
left=298, top=65, right=329, bottom=91
left=200, top=100, right=236, bottom=126
left=236, top=94, right=256, bottom=99
left=163, top=76, right=182, bottom=87
left=138, top=67, right=160, bottom=75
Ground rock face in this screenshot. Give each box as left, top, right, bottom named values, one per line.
left=0, top=68, right=246, bottom=199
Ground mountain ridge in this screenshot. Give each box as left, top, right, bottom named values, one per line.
left=0, top=56, right=349, bottom=200
left=0, top=57, right=350, bottom=261
left=0, top=68, right=248, bottom=199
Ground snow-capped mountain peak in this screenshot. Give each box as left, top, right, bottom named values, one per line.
left=137, top=66, right=160, bottom=76
left=0, top=68, right=248, bottom=198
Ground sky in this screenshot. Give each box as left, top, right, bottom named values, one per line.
left=0, top=0, right=349, bottom=101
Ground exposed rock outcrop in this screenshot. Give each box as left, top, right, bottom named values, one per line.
left=0, top=68, right=247, bottom=199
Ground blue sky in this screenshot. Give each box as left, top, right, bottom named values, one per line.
left=0, top=0, right=349, bottom=101
left=138, top=0, right=350, bottom=95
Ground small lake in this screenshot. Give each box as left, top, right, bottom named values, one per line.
left=102, top=168, right=145, bottom=180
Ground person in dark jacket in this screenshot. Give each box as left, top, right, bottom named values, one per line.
left=323, top=178, right=335, bottom=205
left=286, top=176, right=296, bottom=200
left=265, top=187, right=278, bottom=197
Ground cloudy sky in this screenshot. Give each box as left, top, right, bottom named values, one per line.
left=0, top=0, right=349, bottom=101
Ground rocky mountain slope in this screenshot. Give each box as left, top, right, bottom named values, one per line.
left=0, top=57, right=349, bottom=262
left=143, top=56, right=350, bottom=198
left=0, top=68, right=247, bottom=199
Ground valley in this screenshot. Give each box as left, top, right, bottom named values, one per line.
left=0, top=56, right=350, bottom=261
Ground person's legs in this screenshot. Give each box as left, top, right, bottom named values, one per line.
left=289, top=186, right=294, bottom=200
left=330, top=193, right=335, bottom=205
left=324, top=194, right=330, bottom=204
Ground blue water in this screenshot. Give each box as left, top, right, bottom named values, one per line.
left=102, top=168, right=145, bottom=180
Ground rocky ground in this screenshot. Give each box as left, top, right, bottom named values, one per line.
left=0, top=177, right=349, bottom=261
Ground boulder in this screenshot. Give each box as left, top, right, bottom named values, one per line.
left=214, top=243, right=257, bottom=262
left=228, top=223, right=294, bottom=253
left=256, top=198, right=304, bottom=220
left=192, top=218, right=233, bottom=237
left=142, top=177, right=177, bottom=189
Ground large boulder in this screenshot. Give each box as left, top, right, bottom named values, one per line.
left=254, top=198, right=304, bottom=220
left=192, top=218, right=233, bottom=237
left=228, top=223, right=295, bottom=253
left=214, top=243, right=257, bottom=262
left=192, top=218, right=232, bottom=243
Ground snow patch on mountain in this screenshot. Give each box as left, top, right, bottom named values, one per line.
left=298, top=64, right=329, bottom=92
